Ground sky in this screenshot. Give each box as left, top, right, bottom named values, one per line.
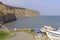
left=0, top=0, right=60, bottom=15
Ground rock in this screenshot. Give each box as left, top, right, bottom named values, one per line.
left=0, top=2, right=40, bottom=18
left=0, top=24, right=10, bottom=32
left=0, top=12, right=17, bottom=24
left=0, top=13, right=4, bottom=24
left=4, top=14, right=17, bottom=23
left=0, top=1, right=40, bottom=24
left=0, top=2, right=17, bottom=23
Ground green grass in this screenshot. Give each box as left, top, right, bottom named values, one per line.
left=0, top=31, right=10, bottom=40
left=0, top=29, right=34, bottom=40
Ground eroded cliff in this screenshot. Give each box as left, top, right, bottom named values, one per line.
left=0, top=2, right=40, bottom=24
left=0, top=2, right=40, bottom=18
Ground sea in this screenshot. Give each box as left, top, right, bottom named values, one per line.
left=4, top=15, right=60, bottom=30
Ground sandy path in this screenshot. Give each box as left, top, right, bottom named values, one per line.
left=7, top=32, right=34, bottom=40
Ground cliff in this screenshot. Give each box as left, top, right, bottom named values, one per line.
left=0, top=2, right=40, bottom=18
left=0, top=2, right=40, bottom=24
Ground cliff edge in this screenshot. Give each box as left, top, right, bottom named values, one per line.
left=0, top=2, right=40, bottom=24
left=0, top=2, right=40, bottom=18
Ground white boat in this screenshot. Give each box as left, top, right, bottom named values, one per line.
left=46, top=30, right=60, bottom=40
left=41, top=26, right=60, bottom=40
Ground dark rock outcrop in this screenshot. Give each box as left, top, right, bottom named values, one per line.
left=0, top=13, right=4, bottom=24
left=0, top=2, right=40, bottom=24
left=3, top=14, right=16, bottom=23
left=0, top=12, right=16, bottom=24
left=0, top=2, right=17, bottom=24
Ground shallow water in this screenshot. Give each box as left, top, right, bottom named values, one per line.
left=4, top=16, right=60, bottom=30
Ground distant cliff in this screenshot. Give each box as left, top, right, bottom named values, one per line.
left=0, top=2, right=40, bottom=18
left=0, top=2, right=40, bottom=24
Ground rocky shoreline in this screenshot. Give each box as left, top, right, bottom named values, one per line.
left=0, top=13, right=17, bottom=24
left=0, top=2, right=40, bottom=24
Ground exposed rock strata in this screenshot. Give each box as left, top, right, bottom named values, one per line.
left=0, top=2, right=40, bottom=24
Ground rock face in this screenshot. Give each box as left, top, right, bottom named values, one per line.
left=0, top=2, right=40, bottom=17
left=4, top=14, right=16, bottom=23
left=0, top=13, right=4, bottom=24
left=0, top=2, right=17, bottom=24
left=0, top=2, right=40, bottom=24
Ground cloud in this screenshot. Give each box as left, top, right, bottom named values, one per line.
left=0, top=0, right=25, bottom=5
